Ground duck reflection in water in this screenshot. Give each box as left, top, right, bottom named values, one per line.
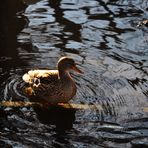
left=34, top=105, right=76, bottom=132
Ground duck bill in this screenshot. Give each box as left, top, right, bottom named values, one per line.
left=73, top=66, right=84, bottom=74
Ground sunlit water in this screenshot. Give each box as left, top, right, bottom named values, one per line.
left=0, top=0, right=148, bottom=147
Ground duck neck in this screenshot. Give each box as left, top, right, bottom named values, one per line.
left=58, top=70, right=72, bottom=81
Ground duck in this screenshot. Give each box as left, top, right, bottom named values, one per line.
left=22, top=57, right=83, bottom=104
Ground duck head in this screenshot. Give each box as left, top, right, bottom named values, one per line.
left=57, top=57, right=83, bottom=74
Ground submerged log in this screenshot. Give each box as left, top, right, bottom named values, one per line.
left=0, top=100, right=103, bottom=110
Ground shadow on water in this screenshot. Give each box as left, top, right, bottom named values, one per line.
left=0, top=0, right=27, bottom=62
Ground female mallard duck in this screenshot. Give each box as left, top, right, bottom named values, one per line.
left=22, top=57, right=83, bottom=104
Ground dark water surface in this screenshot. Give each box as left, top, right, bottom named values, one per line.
left=0, top=0, right=148, bottom=147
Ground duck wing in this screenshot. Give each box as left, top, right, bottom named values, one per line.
left=22, top=70, right=58, bottom=85
left=22, top=70, right=62, bottom=97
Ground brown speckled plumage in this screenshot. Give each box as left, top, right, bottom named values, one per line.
left=22, top=57, right=83, bottom=104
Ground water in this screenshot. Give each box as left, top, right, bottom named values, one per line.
left=0, top=0, right=148, bottom=147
